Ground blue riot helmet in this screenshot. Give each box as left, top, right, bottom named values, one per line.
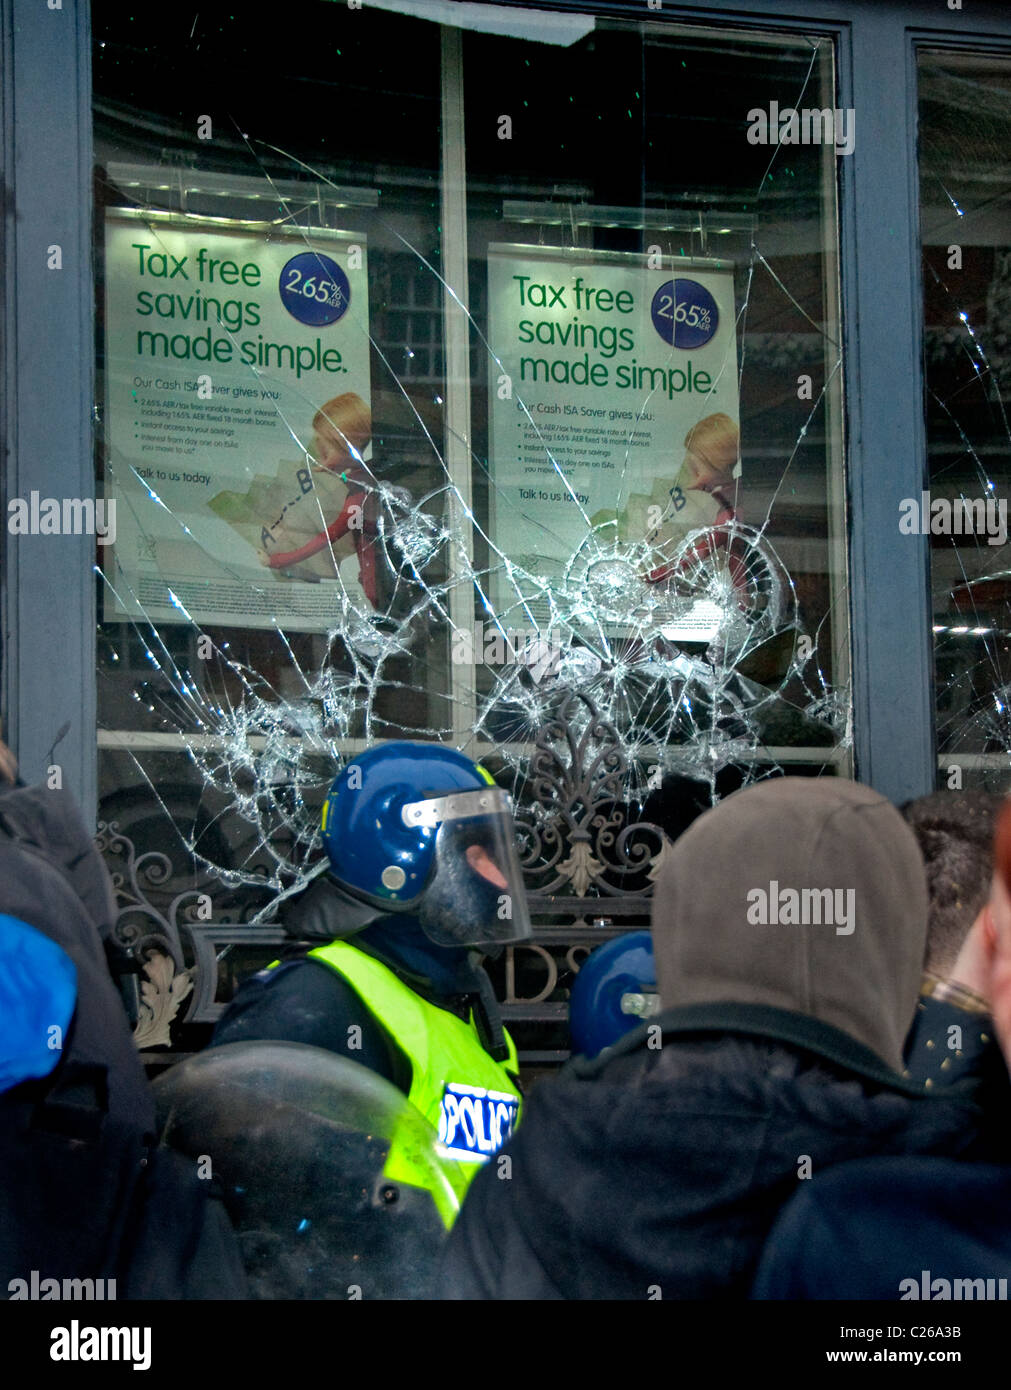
left=568, top=932, right=659, bottom=1059
left=319, top=742, right=532, bottom=950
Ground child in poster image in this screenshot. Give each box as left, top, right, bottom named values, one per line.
left=644, top=412, right=741, bottom=583
left=656, top=412, right=741, bottom=537
left=595, top=412, right=741, bottom=553
left=259, top=393, right=382, bottom=606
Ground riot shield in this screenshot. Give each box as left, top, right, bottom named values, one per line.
left=153, top=1041, right=461, bottom=1299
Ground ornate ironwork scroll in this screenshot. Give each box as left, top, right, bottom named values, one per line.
left=516, top=689, right=667, bottom=899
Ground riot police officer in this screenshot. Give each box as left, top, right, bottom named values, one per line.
left=212, top=742, right=530, bottom=1208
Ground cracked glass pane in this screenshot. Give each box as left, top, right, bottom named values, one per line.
left=92, top=2, right=850, bottom=1035
left=919, top=52, right=1011, bottom=793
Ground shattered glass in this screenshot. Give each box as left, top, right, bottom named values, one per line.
left=919, top=53, right=1011, bottom=792
left=92, top=1, right=851, bottom=937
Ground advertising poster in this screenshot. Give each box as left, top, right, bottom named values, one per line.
left=488, top=244, right=740, bottom=636
left=103, top=211, right=372, bottom=629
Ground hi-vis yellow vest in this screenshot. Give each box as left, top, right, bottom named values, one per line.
left=307, top=940, right=522, bottom=1227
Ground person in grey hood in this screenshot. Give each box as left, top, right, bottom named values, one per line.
left=439, top=776, right=995, bottom=1300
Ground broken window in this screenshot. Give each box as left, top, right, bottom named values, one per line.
left=919, top=51, right=1011, bottom=792
left=92, top=1, right=851, bottom=1046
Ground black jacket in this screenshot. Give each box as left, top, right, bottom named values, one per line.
left=439, top=1004, right=993, bottom=1301
left=751, top=1154, right=1011, bottom=1300
left=0, top=781, right=246, bottom=1298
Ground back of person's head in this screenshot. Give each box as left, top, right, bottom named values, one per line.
left=651, top=775, right=928, bottom=1073
left=988, top=798, right=1011, bottom=1065
left=900, top=790, right=1000, bottom=978
left=995, top=798, right=1011, bottom=907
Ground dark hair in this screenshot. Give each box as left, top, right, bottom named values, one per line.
left=996, top=798, right=1011, bottom=898
left=901, top=791, right=1001, bottom=976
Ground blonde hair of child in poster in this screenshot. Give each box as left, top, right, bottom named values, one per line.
left=256, top=392, right=383, bottom=604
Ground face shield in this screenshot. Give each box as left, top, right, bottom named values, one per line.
left=401, top=787, right=533, bottom=949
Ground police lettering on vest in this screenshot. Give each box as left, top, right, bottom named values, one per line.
left=438, top=1082, right=519, bottom=1162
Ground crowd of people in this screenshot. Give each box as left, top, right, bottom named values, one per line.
left=440, top=778, right=1011, bottom=1299
left=3, top=731, right=1011, bottom=1301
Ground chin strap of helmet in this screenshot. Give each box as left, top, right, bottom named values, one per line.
left=470, top=960, right=510, bottom=1064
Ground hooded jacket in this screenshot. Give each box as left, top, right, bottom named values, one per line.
left=653, top=777, right=926, bottom=1073
left=439, top=778, right=992, bottom=1300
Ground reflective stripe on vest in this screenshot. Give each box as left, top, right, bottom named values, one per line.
left=306, top=940, right=521, bottom=1225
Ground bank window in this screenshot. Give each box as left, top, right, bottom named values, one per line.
left=92, top=1, right=850, bottom=1036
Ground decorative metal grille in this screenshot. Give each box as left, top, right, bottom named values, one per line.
left=96, top=691, right=665, bottom=1063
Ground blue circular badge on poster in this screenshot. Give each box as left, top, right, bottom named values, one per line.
left=650, top=279, right=719, bottom=349
left=279, top=252, right=351, bottom=327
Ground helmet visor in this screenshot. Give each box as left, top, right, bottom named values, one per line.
left=402, top=788, right=532, bottom=948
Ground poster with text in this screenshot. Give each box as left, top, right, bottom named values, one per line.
left=488, top=244, right=740, bottom=638
left=103, top=212, right=372, bottom=629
